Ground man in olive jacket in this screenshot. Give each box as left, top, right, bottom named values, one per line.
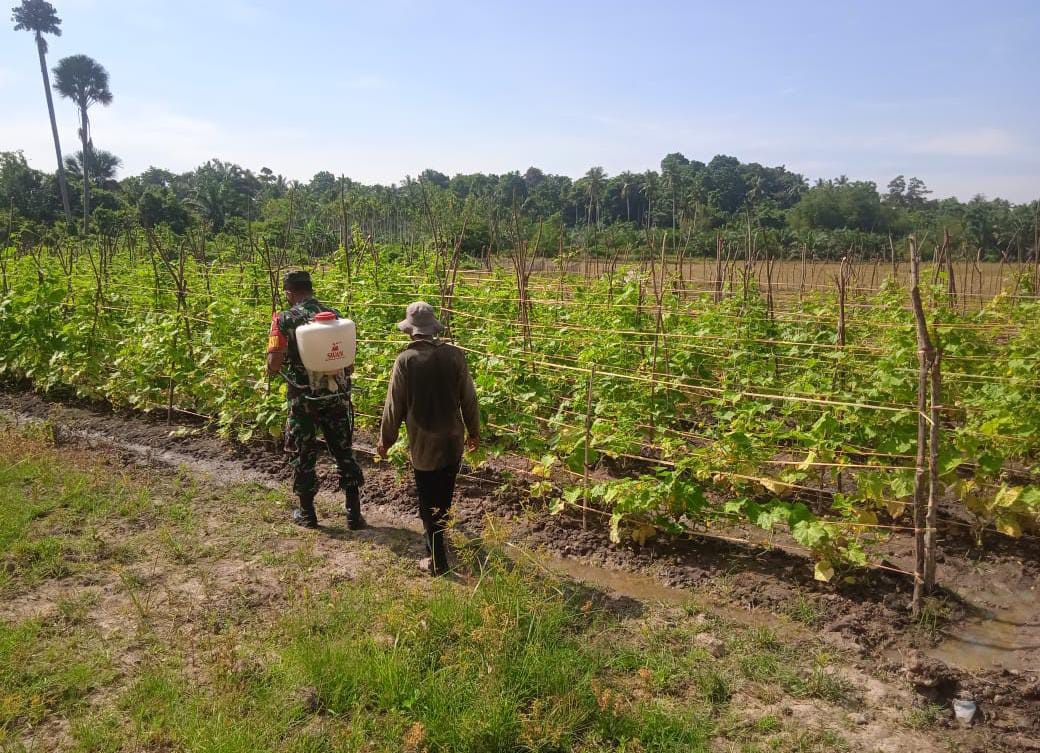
left=377, top=301, right=480, bottom=575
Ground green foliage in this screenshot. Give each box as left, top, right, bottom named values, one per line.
left=790, top=179, right=889, bottom=233
left=3, top=137, right=1038, bottom=258
left=2, top=240, right=1039, bottom=573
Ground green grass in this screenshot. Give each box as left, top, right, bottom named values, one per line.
left=0, top=618, right=115, bottom=742
left=904, top=702, right=945, bottom=730
left=111, top=560, right=715, bottom=753
left=0, top=431, right=151, bottom=596
left=783, top=594, right=826, bottom=628
left=0, top=426, right=927, bottom=751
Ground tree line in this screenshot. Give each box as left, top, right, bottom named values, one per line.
left=7, top=1, right=1039, bottom=262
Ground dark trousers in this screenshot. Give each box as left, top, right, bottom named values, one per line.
left=285, top=397, right=364, bottom=500
left=413, top=462, right=460, bottom=572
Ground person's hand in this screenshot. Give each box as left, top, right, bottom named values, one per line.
left=376, top=443, right=388, bottom=459
left=465, top=435, right=480, bottom=453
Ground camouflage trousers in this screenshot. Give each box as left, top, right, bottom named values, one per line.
left=284, top=395, right=364, bottom=499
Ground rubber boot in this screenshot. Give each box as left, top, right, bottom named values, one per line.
left=344, top=488, right=366, bottom=530
left=292, top=495, right=318, bottom=529
left=422, top=525, right=449, bottom=576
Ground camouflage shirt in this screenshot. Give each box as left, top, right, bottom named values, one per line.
left=267, top=297, right=343, bottom=399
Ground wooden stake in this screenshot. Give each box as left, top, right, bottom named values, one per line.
left=798, top=244, right=807, bottom=302
left=714, top=232, right=723, bottom=304
left=924, top=340, right=942, bottom=591
left=836, top=256, right=851, bottom=390
left=942, top=228, right=956, bottom=304
left=583, top=367, right=596, bottom=531
left=837, top=256, right=849, bottom=348
left=909, top=238, right=936, bottom=615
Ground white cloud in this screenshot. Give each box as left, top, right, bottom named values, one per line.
left=914, top=127, right=1017, bottom=158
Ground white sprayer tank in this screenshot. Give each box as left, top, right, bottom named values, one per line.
left=295, top=311, right=356, bottom=391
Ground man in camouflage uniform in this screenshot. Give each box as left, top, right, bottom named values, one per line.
left=266, top=271, right=365, bottom=529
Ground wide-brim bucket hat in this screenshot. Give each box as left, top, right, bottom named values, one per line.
left=397, top=301, right=445, bottom=336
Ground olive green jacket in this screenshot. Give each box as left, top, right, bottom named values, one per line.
left=379, top=339, right=480, bottom=471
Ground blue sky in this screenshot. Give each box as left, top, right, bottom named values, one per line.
left=3, top=0, right=1038, bottom=201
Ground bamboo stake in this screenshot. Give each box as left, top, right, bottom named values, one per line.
left=798, top=244, right=807, bottom=302
left=942, top=228, right=956, bottom=304
left=583, top=366, right=596, bottom=531
left=924, top=340, right=942, bottom=591
left=836, top=256, right=850, bottom=391
left=909, top=238, right=936, bottom=616
left=714, top=232, right=723, bottom=304
left=836, top=256, right=849, bottom=348
left=1033, top=202, right=1039, bottom=294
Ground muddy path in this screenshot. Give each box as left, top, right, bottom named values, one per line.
left=2, top=387, right=1038, bottom=747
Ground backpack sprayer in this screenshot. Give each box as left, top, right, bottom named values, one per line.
left=293, top=311, right=357, bottom=398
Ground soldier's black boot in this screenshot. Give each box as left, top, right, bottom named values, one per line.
left=292, top=495, right=319, bottom=529
left=344, top=488, right=366, bottom=530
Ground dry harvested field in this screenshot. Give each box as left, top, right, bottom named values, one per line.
left=521, top=259, right=1039, bottom=308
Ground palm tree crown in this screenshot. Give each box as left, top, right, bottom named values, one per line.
left=52, top=54, right=113, bottom=110
left=53, top=54, right=113, bottom=232
left=11, top=0, right=61, bottom=50
left=64, top=149, right=122, bottom=185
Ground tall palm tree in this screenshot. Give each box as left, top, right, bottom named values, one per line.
left=620, top=175, right=633, bottom=224
left=583, top=166, right=605, bottom=230
left=64, top=148, right=122, bottom=188
left=12, top=0, right=73, bottom=227
left=53, top=53, right=112, bottom=233
left=640, top=170, right=658, bottom=230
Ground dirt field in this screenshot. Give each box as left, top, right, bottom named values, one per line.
left=1, top=389, right=1038, bottom=752
left=508, top=258, right=1040, bottom=309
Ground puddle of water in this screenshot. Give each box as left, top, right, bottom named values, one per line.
left=539, top=554, right=692, bottom=605
left=532, top=551, right=798, bottom=636
left=927, top=582, right=1040, bottom=673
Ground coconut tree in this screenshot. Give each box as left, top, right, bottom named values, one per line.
left=640, top=170, right=658, bottom=230
left=11, top=0, right=73, bottom=227
left=583, top=166, right=605, bottom=230
left=52, top=53, right=112, bottom=233
left=618, top=172, right=638, bottom=224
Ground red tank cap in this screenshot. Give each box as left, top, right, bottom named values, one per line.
left=314, top=312, right=337, bottom=321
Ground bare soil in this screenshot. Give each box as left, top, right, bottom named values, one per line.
left=2, top=386, right=1038, bottom=751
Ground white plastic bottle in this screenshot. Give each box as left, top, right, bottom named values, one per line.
left=295, top=311, right=356, bottom=391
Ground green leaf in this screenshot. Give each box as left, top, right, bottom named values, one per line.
left=1019, top=486, right=1040, bottom=508
left=791, top=520, right=828, bottom=549
left=977, top=452, right=1004, bottom=477
left=563, top=487, right=583, bottom=504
